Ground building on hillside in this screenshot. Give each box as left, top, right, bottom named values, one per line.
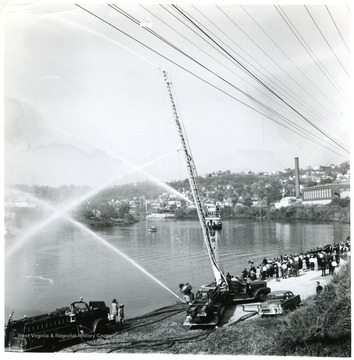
left=302, top=182, right=350, bottom=205
left=274, top=196, right=297, bottom=209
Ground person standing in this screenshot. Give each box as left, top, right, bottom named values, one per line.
left=256, top=266, right=261, bottom=279
left=274, top=262, right=280, bottom=281
left=117, top=304, right=125, bottom=327
left=111, top=299, right=118, bottom=321
left=309, top=256, right=315, bottom=270
left=282, top=262, right=288, bottom=279
left=317, top=253, right=323, bottom=272
left=261, top=264, right=267, bottom=280
left=322, top=252, right=328, bottom=276
left=330, top=259, right=338, bottom=275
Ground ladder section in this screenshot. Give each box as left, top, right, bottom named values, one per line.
left=162, top=70, right=226, bottom=286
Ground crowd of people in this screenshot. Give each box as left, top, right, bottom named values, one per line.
left=229, top=237, right=350, bottom=284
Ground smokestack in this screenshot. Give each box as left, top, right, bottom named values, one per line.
left=295, top=157, right=300, bottom=198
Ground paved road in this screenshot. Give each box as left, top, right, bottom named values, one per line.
left=221, top=263, right=346, bottom=326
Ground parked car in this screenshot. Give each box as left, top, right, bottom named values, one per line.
left=259, top=290, right=301, bottom=316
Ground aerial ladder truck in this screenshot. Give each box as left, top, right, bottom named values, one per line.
left=163, top=71, right=270, bottom=327
left=163, top=71, right=229, bottom=326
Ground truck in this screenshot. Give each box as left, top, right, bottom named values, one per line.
left=163, top=70, right=270, bottom=328
left=5, top=299, right=112, bottom=352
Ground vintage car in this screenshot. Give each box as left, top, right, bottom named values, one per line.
left=258, top=290, right=301, bottom=316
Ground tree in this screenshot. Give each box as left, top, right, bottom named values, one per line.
left=99, top=202, right=116, bottom=219
left=338, top=161, right=350, bottom=175
left=243, top=194, right=253, bottom=207
left=319, top=178, right=333, bottom=185
left=117, top=203, right=131, bottom=218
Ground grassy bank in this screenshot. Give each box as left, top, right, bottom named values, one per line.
left=194, top=262, right=351, bottom=357
left=62, top=263, right=351, bottom=356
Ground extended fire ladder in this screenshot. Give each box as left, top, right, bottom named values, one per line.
left=162, top=70, right=228, bottom=288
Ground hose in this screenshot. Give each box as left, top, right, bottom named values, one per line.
left=72, top=303, right=256, bottom=352
left=72, top=304, right=187, bottom=351
left=225, top=305, right=259, bottom=326
left=106, top=328, right=213, bottom=353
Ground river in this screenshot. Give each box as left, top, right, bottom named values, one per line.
left=4, top=218, right=350, bottom=320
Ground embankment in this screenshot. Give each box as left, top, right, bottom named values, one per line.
left=60, top=261, right=351, bottom=356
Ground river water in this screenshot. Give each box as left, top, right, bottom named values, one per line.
left=5, top=218, right=350, bottom=320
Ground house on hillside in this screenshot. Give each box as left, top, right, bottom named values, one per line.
left=274, top=197, right=297, bottom=209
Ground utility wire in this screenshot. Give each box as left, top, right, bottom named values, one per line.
left=207, top=5, right=343, bottom=129
left=111, top=4, right=346, bottom=155
left=169, top=5, right=346, bottom=139
left=173, top=4, right=349, bottom=154
left=140, top=4, right=328, bottom=136
left=304, top=5, right=349, bottom=77
left=75, top=4, right=347, bottom=157
left=239, top=5, right=345, bottom=126
left=177, top=4, right=335, bottom=133
left=325, top=5, right=350, bottom=53
left=275, top=5, right=349, bottom=103
left=161, top=5, right=348, bottom=150
left=193, top=5, right=348, bottom=143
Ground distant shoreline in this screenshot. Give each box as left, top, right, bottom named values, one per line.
left=77, top=217, right=137, bottom=227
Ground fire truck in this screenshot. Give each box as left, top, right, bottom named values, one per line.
left=163, top=71, right=270, bottom=327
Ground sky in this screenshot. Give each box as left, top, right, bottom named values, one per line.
left=2, top=1, right=351, bottom=188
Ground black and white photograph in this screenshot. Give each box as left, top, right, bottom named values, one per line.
left=3, top=0, right=351, bottom=357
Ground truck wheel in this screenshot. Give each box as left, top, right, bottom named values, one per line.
left=47, top=338, right=58, bottom=352
left=93, top=318, right=109, bottom=335
left=257, top=292, right=267, bottom=302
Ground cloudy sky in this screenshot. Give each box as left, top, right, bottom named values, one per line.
left=3, top=1, right=351, bottom=187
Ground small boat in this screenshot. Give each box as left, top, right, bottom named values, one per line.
left=205, top=204, right=222, bottom=230
left=206, top=216, right=222, bottom=231
left=148, top=226, right=157, bottom=232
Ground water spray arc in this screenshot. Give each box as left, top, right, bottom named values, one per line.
left=7, top=189, right=185, bottom=303
left=31, top=116, right=192, bottom=205
left=6, top=150, right=190, bottom=257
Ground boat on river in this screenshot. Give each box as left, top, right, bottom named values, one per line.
left=148, top=226, right=157, bottom=232
left=205, top=216, right=222, bottom=231
left=205, top=204, right=222, bottom=231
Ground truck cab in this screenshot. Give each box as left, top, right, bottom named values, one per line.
left=228, top=278, right=271, bottom=303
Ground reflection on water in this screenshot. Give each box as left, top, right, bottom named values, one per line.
left=276, top=222, right=290, bottom=245
left=5, top=219, right=349, bottom=320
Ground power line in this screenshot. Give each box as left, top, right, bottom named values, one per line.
left=75, top=4, right=348, bottom=157
left=239, top=5, right=345, bottom=126
left=304, top=5, right=349, bottom=77
left=325, top=5, right=350, bottom=53
left=111, top=4, right=346, bottom=155
left=173, top=4, right=349, bottom=154
left=178, top=4, right=344, bottom=140
left=140, top=4, right=325, bottom=135
left=186, top=5, right=334, bottom=130
left=169, top=2, right=344, bottom=133
left=275, top=5, right=348, bottom=103
left=191, top=5, right=346, bottom=140
left=212, top=4, right=347, bottom=125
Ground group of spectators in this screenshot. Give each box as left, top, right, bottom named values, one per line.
left=233, top=237, right=350, bottom=283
